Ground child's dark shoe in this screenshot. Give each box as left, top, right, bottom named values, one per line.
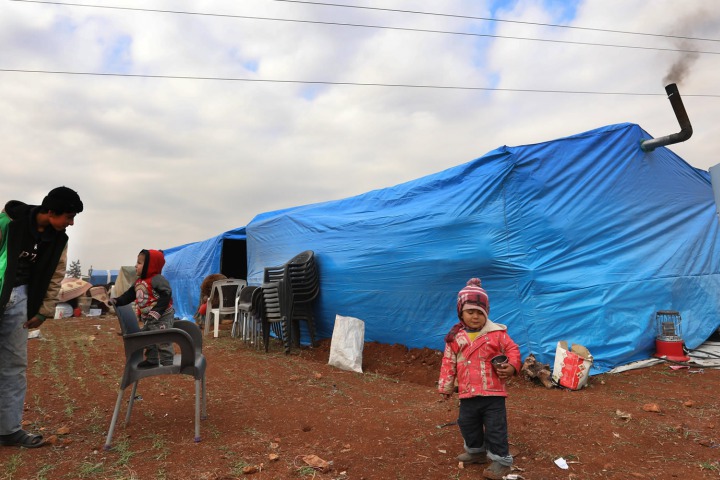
left=482, top=461, right=512, bottom=479
left=456, top=451, right=488, bottom=464
left=137, top=360, right=159, bottom=369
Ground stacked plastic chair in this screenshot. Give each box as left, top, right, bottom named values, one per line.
left=285, top=251, right=319, bottom=348
left=259, top=279, right=291, bottom=353
left=261, top=250, right=320, bottom=352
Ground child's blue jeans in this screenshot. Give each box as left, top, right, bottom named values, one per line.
left=457, top=395, right=513, bottom=466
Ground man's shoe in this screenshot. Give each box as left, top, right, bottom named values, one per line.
left=137, top=360, right=160, bottom=369
left=482, top=461, right=512, bottom=479
left=456, top=451, right=488, bottom=464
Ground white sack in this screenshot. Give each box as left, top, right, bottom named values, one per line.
left=328, top=314, right=365, bottom=373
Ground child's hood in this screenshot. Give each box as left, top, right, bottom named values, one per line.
left=141, top=249, right=166, bottom=279
left=477, top=318, right=508, bottom=335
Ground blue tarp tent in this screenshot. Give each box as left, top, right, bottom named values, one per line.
left=163, top=227, right=247, bottom=320
left=246, top=123, right=720, bottom=373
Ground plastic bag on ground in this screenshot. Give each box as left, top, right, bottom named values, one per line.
left=328, top=314, right=365, bottom=373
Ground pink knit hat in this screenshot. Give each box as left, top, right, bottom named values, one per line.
left=456, top=278, right=489, bottom=319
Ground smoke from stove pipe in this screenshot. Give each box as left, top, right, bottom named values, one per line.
left=641, top=83, right=693, bottom=152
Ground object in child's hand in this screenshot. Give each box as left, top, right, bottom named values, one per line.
left=491, top=354, right=508, bottom=367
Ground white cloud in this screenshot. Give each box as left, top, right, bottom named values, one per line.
left=1, top=0, right=718, bottom=271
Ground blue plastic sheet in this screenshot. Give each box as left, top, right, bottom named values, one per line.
left=245, top=123, right=720, bottom=373
left=164, top=227, right=246, bottom=320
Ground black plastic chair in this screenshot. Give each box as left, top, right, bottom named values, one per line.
left=104, top=318, right=208, bottom=450
left=260, top=280, right=291, bottom=353
left=261, top=250, right=320, bottom=350
left=285, top=251, right=319, bottom=347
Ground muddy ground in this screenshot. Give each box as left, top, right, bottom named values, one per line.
left=0, top=316, right=718, bottom=479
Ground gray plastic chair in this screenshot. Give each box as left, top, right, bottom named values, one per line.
left=104, top=319, right=207, bottom=450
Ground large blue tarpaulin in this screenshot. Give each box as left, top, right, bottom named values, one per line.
left=246, top=123, right=720, bottom=373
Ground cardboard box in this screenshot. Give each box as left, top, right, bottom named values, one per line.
left=551, top=341, right=593, bottom=390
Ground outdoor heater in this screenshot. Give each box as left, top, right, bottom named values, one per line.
left=653, top=310, right=690, bottom=362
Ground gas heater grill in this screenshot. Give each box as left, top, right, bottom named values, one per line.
left=653, top=310, right=690, bottom=362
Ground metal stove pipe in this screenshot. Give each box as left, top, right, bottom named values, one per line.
left=641, top=83, right=693, bottom=152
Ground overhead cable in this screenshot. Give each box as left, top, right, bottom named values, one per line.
left=1, top=68, right=718, bottom=97
left=269, top=0, right=720, bottom=43
left=8, top=0, right=720, bottom=55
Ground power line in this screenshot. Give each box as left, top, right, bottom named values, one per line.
left=270, top=0, right=720, bottom=44
left=9, top=0, right=720, bottom=55
left=2, top=68, right=719, bottom=97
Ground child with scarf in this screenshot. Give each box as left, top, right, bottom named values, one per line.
left=438, top=278, right=521, bottom=480
left=113, top=249, right=175, bottom=368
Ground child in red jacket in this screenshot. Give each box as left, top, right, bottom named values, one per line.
left=113, top=249, right=175, bottom=368
left=438, top=278, right=521, bottom=480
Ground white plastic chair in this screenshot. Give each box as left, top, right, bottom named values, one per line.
left=231, top=285, right=258, bottom=341
left=204, top=279, right=246, bottom=338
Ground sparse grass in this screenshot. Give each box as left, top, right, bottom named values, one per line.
left=1, top=453, right=22, bottom=479
left=85, top=406, right=105, bottom=434
left=206, top=423, right=222, bottom=439
left=361, top=372, right=400, bottom=384
left=699, top=460, right=720, bottom=472
left=230, top=459, right=251, bottom=476
left=31, top=356, right=44, bottom=378
left=142, top=433, right=171, bottom=461
left=112, top=437, right=136, bottom=467
left=34, top=463, right=54, bottom=480
left=77, top=461, right=105, bottom=478
left=64, top=402, right=77, bottom=417
left=44, top=335, right=80, bottom=418
left=296, top=466, right=317, bottom=478
left=31, top=394, right=47, bottom=418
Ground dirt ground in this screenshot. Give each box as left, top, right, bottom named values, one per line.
left=1, top=315, right=719, bottom=480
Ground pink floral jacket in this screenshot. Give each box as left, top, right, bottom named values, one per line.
left=438, top=319, right=521, bottom=399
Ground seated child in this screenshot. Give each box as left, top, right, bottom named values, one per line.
left=112, top=249, right=175, bottom=368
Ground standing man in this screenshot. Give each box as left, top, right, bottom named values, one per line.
left=0, top=186, right=83, bottom=448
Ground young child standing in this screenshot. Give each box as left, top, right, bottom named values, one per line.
left=113, top=249, right=175, bottom=368
left=438, top=278, right=521, bottom=480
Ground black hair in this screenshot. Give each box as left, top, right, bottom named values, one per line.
left=41, top=186, right=84, bottom=214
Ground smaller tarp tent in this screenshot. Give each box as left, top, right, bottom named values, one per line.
left=163, top=227, right=247, bottom=320
left=88, top=269, right=119, bottom=286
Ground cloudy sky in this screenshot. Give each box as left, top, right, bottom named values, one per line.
left=2, top=0, right=718, bottom=273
